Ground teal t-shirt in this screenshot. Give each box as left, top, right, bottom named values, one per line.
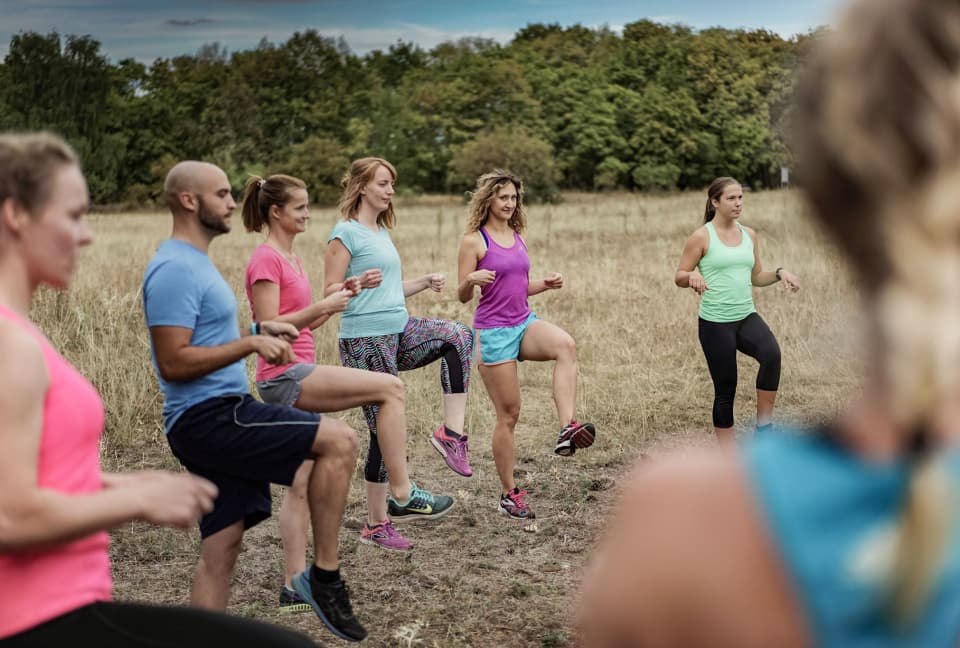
left=697, top=221, right=756, bottom=323
left=328, top=219, right=408, bottom=338
left=745, top=431, right=960, bottom=648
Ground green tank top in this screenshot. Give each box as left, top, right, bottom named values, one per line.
left=697, top=221, right=756, bottom=323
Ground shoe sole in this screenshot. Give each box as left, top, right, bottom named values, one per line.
left=430, top=436, right=473, bottom=477
left=358, top=535, right=414, bottom=551
left=389, top=500, right=455, bottom=523
left=554, top=424, right=596, bottom=457
left=292, top=571, right=366, bottom=643
left=497, top=502, right=536, bottom=520
left=278, top=602, right=313, bottom=614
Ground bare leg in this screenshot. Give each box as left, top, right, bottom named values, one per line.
left=714, top=427, right=736, bottom=447
left=519, top=320, right=578, bottom=426
left=756, top=389, right=777, bottom=427
left=192, top=521, right=244, bottom=610
left=306, top=416, right=358, bottom=570
left=365, top=481, right=389, bottom=525
left=443, top=392, right=468, bottom=434
left=479, top=361, right=522, bottom=494
left=278, top=460, right=312, bottom=588
left=295, top=365, right=412, bottom=506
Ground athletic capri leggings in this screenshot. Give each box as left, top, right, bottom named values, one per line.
left=697, top=312, right=781, bottom=429
left=0, top=601, right=317, bottom=648
left=338, top=316, right=473, bottom=483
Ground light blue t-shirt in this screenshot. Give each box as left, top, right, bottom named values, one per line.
left=328, top=219, right=408, bottom=338
left=143, top=239, right=248, bottom=432
left=745, top=431, right=960, bottom=648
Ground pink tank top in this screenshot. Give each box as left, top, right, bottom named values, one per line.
left=0, top=305, right=111, bottom=639
left=473, top=228, right=532, bottom=329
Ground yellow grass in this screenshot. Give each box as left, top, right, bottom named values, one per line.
left=33, top=190, right=861, bottom=647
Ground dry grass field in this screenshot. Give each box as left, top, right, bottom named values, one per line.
left=32, top=189, right=861, bottom=647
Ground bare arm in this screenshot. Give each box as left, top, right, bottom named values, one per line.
left=250, top=280, right=352, bottom=333
left=578, top=452, right=808, bottom=647
left=149, top=325, right=293, bottom=383
left=458, top=233, right=495, bottom=303
left=748, top=227, right=800, bottom=291
left=0, top=324, right=216, bottom=551
left=403, top=274, right=445, bottom=297
left=675, top=227, right=709, bottom=294
left=528, top=272, right=563, bottom=296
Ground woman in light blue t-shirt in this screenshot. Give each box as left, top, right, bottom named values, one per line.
left=324, top=158, right=475, bottom=550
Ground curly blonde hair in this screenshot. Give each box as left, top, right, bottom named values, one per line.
left=793, top=0, right=960, bottom=625
left=465, top=169, right=527, bottom=234
left=338, top=157, right=397, bottom=229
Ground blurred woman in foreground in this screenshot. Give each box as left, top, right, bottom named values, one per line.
left=578, top=0, right=960, bottom=645
left=0, top=133, right=316, bottom=647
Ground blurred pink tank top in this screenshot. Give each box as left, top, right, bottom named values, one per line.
left=0, top=305, right=111, bottom=639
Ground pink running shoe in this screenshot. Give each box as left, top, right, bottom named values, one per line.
left=359, top=519, right=413, bottom=551
left=498, top=488, right=535, bottom=520
left=430, top=424, right=473, bottom=477
left=554, top=420, right=596, bottom=456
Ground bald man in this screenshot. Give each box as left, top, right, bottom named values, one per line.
left=141, top=162, right=367, bottom=643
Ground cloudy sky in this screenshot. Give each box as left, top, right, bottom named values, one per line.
left=0, top=0, right=847, bottom=63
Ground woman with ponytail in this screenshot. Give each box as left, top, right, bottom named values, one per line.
left=674, top=178, right=800, bottom=444
left=241, top=174, right=455, bottom=598
left=578, top=0, right=960, bottom=646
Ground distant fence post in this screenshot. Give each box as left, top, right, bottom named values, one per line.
left=780, top=166, right=790, bottom=188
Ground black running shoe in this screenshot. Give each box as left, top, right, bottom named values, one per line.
left=292, top=570, right=367, bottom=642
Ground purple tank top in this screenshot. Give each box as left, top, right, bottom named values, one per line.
left=473, top=228, right=532, bottom=328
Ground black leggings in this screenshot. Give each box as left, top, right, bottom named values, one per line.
left=698, top=313, right=781, bottom=429
left=0, top=602, right=317, bottom=647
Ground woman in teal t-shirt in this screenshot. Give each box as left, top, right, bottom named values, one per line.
left=674, top=177, right=800, bottom=444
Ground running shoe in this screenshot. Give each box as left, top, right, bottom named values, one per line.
left=387, top=481, right=455, bottom=520
left=554, top=420, right=596, bottom=456
left=498, top=487, right=535, bottom=520
left=430, top=424, right=473, bottom=477
left=359, top=519, right=413, bottom=551
left=278, top=585, right=312, bottom=614
left=292, top=570, right=367, bottom=642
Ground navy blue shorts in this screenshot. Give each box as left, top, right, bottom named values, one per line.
left=166, top=394, right=320, bottom=538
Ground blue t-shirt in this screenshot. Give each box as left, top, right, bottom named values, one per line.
left=328, top=219, right=408, bottom=338
left=744, top=431, right=960, bottom=648
left=143, top=239, right=248, bottom=432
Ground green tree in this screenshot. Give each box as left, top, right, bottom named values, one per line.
left=448, top=128, right=560, bottom=202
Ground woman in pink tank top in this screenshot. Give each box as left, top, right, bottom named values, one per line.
left=457, top=170, right=597, bottom=521
left=0, top=133, right=317, bottom=647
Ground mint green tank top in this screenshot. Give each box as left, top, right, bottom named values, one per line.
left=697, top=221, right=756, bottom=323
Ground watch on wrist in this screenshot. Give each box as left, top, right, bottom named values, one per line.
left=775, top=267, right=783, bottom=281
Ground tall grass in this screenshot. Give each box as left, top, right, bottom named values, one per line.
left=35, top=190, right=861, bottom=646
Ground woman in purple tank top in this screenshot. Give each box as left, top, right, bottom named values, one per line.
left=457, top=170, right=596, bottom=521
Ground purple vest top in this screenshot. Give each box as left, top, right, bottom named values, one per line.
left=473, top=228, right=532, bottom=329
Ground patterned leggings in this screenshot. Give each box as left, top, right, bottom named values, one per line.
left=338, top=316, right=474, bottom=483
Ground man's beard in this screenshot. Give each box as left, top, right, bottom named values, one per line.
left=197, top=196, right=230, bottom=235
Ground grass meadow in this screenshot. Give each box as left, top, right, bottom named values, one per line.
left=33, top=190, right=861, bottom=647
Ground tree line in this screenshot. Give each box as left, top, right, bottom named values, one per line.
left=0, top=22, right=818, bottom=205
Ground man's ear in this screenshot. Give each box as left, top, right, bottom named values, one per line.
left=178, top=191, right=198, bottom=213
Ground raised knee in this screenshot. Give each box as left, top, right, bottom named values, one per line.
left=386, top=376, right=405, bottom=404
left=559, top=333, right=576, bottom=359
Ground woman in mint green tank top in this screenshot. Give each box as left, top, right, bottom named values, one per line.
left=674, top=177, right=800, bottom=445
left=580, top=2, right=960, bottom=645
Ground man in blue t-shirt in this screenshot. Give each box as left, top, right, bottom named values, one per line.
left=142, top=161, right=366, bottom=643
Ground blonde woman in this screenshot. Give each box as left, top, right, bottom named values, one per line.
left=324, top=158, right=473, bottom=535
left=579, top=0, right=960, bottom=645
left=458, top=170, right=595, bottom=520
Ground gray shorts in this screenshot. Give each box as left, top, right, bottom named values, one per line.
left=256, top=363, right=316, bottom=407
